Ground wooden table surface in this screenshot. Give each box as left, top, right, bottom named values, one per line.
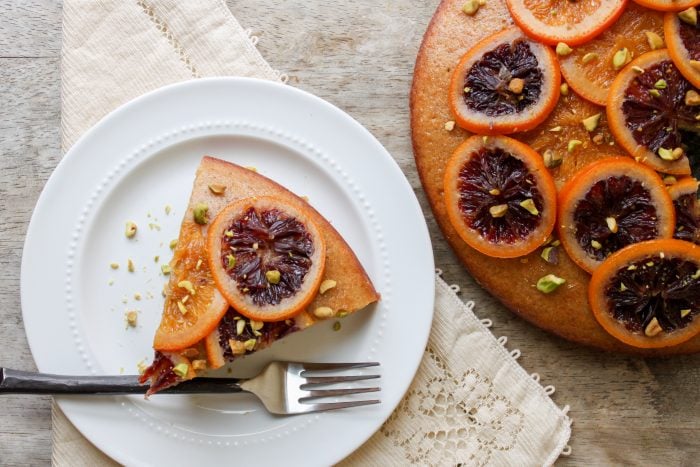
left=1, top=1, right=699, bottom=465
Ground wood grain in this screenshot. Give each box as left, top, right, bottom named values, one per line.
left=0, top=0, right=699, bottom=465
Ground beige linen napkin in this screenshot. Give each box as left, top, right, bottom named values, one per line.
left=53, top=1, right=572, bottom=465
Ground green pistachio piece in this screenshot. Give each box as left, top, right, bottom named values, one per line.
left=173, top=363, right=189, bottom=378
left=193, top=203, right=209, bottom=225
left=519, top=198, right=539, bottom=216
left=582, top=113, right=601, bottom=132
left=536, top=274, right=566, bottom=294
left=125, top=221, right=137, bottom=238
left=556, top=42, right=573, bottom=56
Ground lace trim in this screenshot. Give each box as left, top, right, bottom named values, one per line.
left=434, top=268, right=573, bottom=461
left=243, top=28, right=289, bottom=83
left=136, top=0, right=200, bottom=78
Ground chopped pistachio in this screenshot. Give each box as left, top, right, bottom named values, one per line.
left=678, top=6, right=697, bottom=26
left=654, top=79, right=667, bottom=90
left=612, top=48, right=631, bottom=70
left=224, top=230, right=234, bottom=238
left=265, top=270, right=281, bottom=284
left=692, top=269, right=700, bottom=279
left=177, top=301, right=187, bottom=314
left=567, top=139, right=583, bottom=152
left=551, top=239, right=561, bottom=247
left=489, top=188, right=501, bottom=196
left=126, top=311, right=138, bottom=327
left=169, top=239, right=178, bottom=250
left=556, top=42, right=573, bottom=56
left=536, top=274, right=566, bottom=294
left=540, top=246, right=558, bottom=264
left=333, top=321, right=342, bottom=332
left=681, top=309, right=692, bottom=318
left=110, top=262, right=120, bottom=270
left=178, top=280, right=196, bottom=295
left=464, top=86, right=471, bottom=94
left=235, top=319, right=246, bottom=336
left=605, top=216, right=619, bottom=233
left=337, top=311, right=349, bottom=318
left=543, top=149, right=563, bottom=168
left=560, top=83, right=569, bottom=96
left=646, top=261, right=655, bottom=267
left=685, top=90, right=700, bottom=106
left=108, top=279, right=114, bottom=286
left=208, top=184, right=226, bottom=195
left=192, top=359, right=207, bottom=371
left=193, top=203, right=209, bottom=225
left=462, top=0, right=480, bottom=15
left=250, top=320, right=264, bottom=332
left=164, top=204, right=172, bottom=215
left=195, top=258, right=202, bottom=271
left=125, top=221, right=137, bottom=238
left=243, top=339, right=257, bottom=351
left=590, top=239, right=603, bottom=250
left=672, top=148, right=685, bottom=159
left=508, top=78, right=525, bottom=94
left=245, top=166, right=258, bottom=173
left=619, top=282, right=628, bottom=292
left=644, top=317, right=663, bottom=337
left=631, top=65, right=645, bottom=74
left=154, top=255, right=159, bottom=263
left=644, top=31, right=664, bottom=50
left=173, top=363, right=189, bottom=378
left=582, top=52, right=598, bottom=64
left=134, top=292, right=142, bottom=301
left=226, top=254, right=236, bottom=270
left=127, top=258, right=135, bottom=273
left=582, top=113, right=601, bottom=132
left=649, top=89, right=661, bottom=98
left=319, top=279, right=338, bottom=294
left=519, top=198, right=539, bottom=216
left=161, top=264, right=171, bottom=275
left=489, top=204, right=508, bottom=218
left=658, top=147, right=680, bottom=161
left=314, top=306, right=335, bottom=319
left=444, top=121, right=456, bottom=131
left=628, top=264, right=638, bottom=271
left=663, top=175, right=677, bottom=185
left=549, top=126, right=562, bottom=132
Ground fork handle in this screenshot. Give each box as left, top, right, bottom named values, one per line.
left=0, top=368, right=244, bottom=395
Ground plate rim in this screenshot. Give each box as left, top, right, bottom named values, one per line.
left=21, top=77, right=435, bottom=465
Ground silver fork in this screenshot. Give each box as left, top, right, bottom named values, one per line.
left=0, top=362, right=381, bottom=415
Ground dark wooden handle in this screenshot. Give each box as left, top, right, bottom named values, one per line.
left=0, top=368, right=243, bottom=395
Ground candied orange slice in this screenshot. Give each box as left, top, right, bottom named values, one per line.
left=207, top=196, right=326, bottom=322
left=669, top=176, right=700, bottom=243
left=607, top=50, right=699, bottom=175
left=589, top=239, right=700, bottom=348
left=558, top=157, right=676, bottom=273
left=517, top=90, right=627, bottom=188
left=633, top=0, right=700, bottom=12
left=559, top=3, right=665, bottom=106
left=448, top=28, right=560, bottom=135
left=665, top=8, right=700, bottom=88
left=443, top=135, right=557, bottom=258
left=153, top=222, right=229, bottom=351
left=506, top=0, right=628, bottom=46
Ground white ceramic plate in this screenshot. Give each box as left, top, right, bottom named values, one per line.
left=21, top=78, right=434, bottom=466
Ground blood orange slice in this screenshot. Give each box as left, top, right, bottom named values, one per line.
left=607, top=50, right=700, bottom=175
left=633, top=0, right=700, bottom=12
left=589, top=239, right=700, bottom=348
left=665, top=8, right=700, bottom=88
left=559, top=3, right=665, bottom=106
left=448, top=28, right=560, bottom=135
left=558, top=157, right=676, bottom=273
left=207, top=196, right=326, bottom=322
left=153, top=222, right=229, bottom=351
left=506, top=0, right=628, bottom=46
left=669, top=176, right=700, bottom=243
left=443, top=135, right=557, bottom=258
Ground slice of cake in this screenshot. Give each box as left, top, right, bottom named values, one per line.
left=141, top=157, right=379, bottom=394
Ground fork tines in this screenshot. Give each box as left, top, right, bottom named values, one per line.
left=293, top=362, right=381, bottom=412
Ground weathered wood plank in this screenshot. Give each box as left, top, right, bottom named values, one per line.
left=1, top=0, right=699, bottom=465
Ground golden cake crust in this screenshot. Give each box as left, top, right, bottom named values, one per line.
left=411, top=0, right=700, bottom=354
